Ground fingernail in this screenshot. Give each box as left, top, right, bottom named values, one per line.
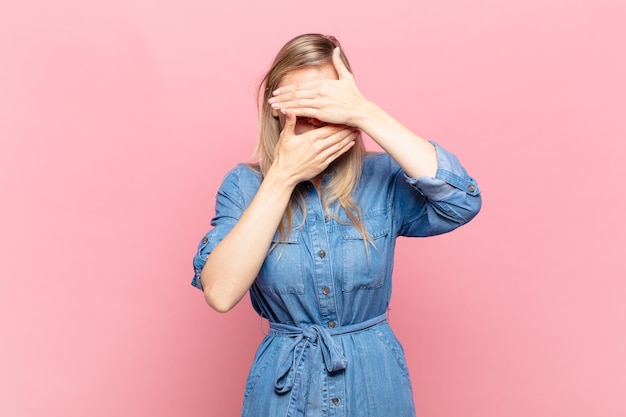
left=271, top=103, right=280, bottom=109
left=268, top=97, right=275, bottom=103
left=273, top=89, right=280, bottom=95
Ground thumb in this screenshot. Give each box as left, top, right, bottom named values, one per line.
left=281, top=110, right=297, bottom=136
left=332, top=47, right=350, bottom=79
left=275, top=111, right=296, bottom=160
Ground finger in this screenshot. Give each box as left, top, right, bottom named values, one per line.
left=313, top=129, right=356, bottom=154
left=332, top=47, right=351, bottom=79
left=271, top=81, right=318, bottom=98
left=279, top=107, right=320, bottom=124
left=319, top=132, right=356, bottom=163
left=281, top=110, right=297, bottom=136
left=270, top=91, right=318, bottom=110
left=270, top=89, right=317, bottom=105
left=306, top=125, right=351, bottom=141
left=272, top=95, right=318, bottom=109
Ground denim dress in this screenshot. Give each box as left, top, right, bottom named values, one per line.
left=192, top=143, right=481, bottom=417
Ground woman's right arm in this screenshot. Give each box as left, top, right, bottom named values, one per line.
left=200, top=113, right=356, bottom=312
left=200, top=168, right=294, bottom=312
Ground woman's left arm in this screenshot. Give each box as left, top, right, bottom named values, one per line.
left=352, top=100, right=438, bottom=179
left=268, top=47, right=437, bottom=179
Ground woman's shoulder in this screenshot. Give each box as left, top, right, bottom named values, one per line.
left=218, top=162, right=263, bottom=192
left=226, top=162, right=262, bottom=179
left=215, top=163, right=263, bottom=207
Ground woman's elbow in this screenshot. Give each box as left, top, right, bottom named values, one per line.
left=462, top=193, right=482, bottom=223
left=201, top=278, right=241, bottom=313
left=205, top=295, right=236, bottom=313
left=437, top=193, right=482, bottom=233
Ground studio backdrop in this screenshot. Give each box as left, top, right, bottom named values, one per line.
left=1, top=1, right=625, bottom=416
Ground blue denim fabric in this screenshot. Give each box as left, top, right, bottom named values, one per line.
left=192, top=143, right=481, bottom=417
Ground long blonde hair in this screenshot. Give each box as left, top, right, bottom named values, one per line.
left=254, top=34, right=370, bottom=244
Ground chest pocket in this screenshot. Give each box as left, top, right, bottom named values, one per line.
left=257, top=229, right=305, bottom=294
left=339, top=212, right=390, bottom=291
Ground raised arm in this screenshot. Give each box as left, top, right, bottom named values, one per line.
left=269, top=47, right=438, bottom=179
left=198, top=114, right=356, bottom=312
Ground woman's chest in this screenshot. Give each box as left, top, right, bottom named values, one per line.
left=256, top=196, right=395, bottom=296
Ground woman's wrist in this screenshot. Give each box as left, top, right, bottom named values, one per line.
left=351, top=98, right=380, bottom=131
left=265, top=163, right=300, bottom=191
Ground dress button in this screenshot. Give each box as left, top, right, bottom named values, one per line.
left=318, top=250, right=326, bottom=258
left=201, top=236, right=208, bottom=244
left=468, top=184, right=476, bottom=192
left=324, top=215, right=329, bottom=223
left=332, top=397, right=340, bottom=405
left=322, top=286, right=330, bottom=295
left=328, top=321, right=335, bottom=329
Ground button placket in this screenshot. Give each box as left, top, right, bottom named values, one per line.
left=306, top=189, right=339, bottom=338
left=326, top=365, right=345, bottom=416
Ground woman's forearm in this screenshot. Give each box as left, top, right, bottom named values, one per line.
left=354, top=100, right=438, bottom=179
left=200, top=169, right=295, bottom=312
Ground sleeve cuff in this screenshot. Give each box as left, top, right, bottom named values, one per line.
left=404, top=142, right=480, bottom=201
left=190, top=235, right=211, bottom=291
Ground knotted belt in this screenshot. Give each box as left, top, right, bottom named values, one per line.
left=268, top=313, right=388, bottom=413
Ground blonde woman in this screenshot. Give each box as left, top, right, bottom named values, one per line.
left=192, top=34, right=481, bottom=417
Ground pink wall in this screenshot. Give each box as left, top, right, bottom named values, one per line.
left=1, top=0, right=625, bottom=416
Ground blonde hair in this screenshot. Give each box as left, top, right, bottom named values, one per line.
left=253, top=34, right=370, bottom=244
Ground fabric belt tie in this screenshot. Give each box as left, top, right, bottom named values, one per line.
left=269, top=313, right=387, bottom=411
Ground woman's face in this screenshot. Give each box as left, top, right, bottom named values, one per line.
left=272, top=64, right=339, bottom=135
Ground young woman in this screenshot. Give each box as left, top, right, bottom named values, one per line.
left=192, top=33, right=481, bottom=417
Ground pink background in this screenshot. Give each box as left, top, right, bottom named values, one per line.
left=1, top=0, right=625, bottom=416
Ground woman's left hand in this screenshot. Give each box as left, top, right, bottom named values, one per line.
left=268, top=47, right=367, bottom=127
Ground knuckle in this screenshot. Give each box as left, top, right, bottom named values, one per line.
left=312, top=141, right=323, bottom=152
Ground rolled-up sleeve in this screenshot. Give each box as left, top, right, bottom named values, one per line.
left=191, top=166, right=247, bottom=291
left=396, top=142, right=482, bottom=236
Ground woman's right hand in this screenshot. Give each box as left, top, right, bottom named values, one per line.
left=200, top=112, right=356, bottom=312
left=270, top=111, right=357, bottom=186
